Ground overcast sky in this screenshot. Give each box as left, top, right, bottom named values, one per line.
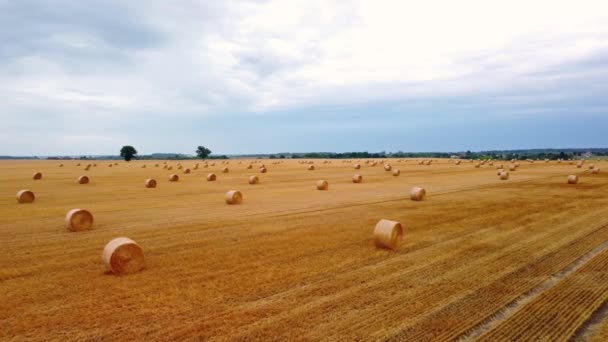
left=1, top=0, right=607, bottom=155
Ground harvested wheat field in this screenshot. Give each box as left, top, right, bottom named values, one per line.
left=1, top=158, right=608, bottom=341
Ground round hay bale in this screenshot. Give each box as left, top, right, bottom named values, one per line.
left=455, top=160, right=461, bottom=165
left=65, top=209, right=94, bottom=232
left=77, top=163, right=81, bottom=166
left=32, top=172, right=42, bottom=180
left=155, top=164, right=159, bottom=167
left=308, top=165, right=315, bottom=170
left=142, top=165, right=146, bottom=168
left=168, top=166, right=173, bottom=170
left=384, top=164, right=392, bottom=171
left=259, top=167, right=267, bottom=173
left=509, top=165, right=517, bottom=171
left=592, top=167, right=600, bottom=174
left=373, top=219, right=403, bottom=250
left=568, top=175, right=579, bottom=184
left=114, top=162, right=118, bottom=166
left=352, top=174, right=363, bottom=183
left=589, top=164, right=595, bottom=169
left=489, top=162, right=494, bottom=166
left=102, top=237, right=145, bottom=275
left=16, top=189, right=35, bottom=203
left=78, top=175, right=89, bottom=184
left=225, top=190, right=243, bottom=204
left=497, top=168, right=504, bottom=175
left=577, top=164, right=582, bottom=168
left=59, top=164, right=64, bottom=167
left=184, top=168, right=191, bottom=174
left=392, top=169, right=400, bottom=176
left=168, top=174, right=179, bottom=182
left=145, top=179, right=157, bottom=188
left=163, top=165, right=168, bottom=169
left=207, top=173, right=217, bottom=181
left=410, top=186, right=426, bottom=201
left=247, top=164, right=253, bottom=169
left=248, top=175, right=259, bottom=184
left=500, top=171, right=509, bottom=180
left=425, top=160, right=432, bottom=165
left=222, top=167, right=229, bottom=173
left=354, top=164, right=361, bottom=169
left=316, top=180, right=329, bottom=190
left=475, top=163, right=481, bottom=168
left=496, top=164, right=504, bottom=169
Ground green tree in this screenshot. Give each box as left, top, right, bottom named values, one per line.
left=120, top=145, right=137, bottom=161
left=196, top=146, right=212, bottom=159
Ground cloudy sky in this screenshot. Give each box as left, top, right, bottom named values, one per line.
left=1, top=0, right=608, bottom=156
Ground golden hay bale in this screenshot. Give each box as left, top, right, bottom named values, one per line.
left=371, top=161, right=378, bottom=166
left=455, top=160, right=461, bottom=165
left=489, top=162, right=494, bottom=166
left=588, top=164, right=595, bottom=169
left=577, top=164, right=582, bottom=168
left=418, top=160, right=424, bottom=165
left=260, top=167, right=267, bottom=173
left=500, top=171, right=509, bottom=180
left=177, top=165, right=183, bottom=170
left=168, top=166, right=173, bottom=170
left=410, top=186, right=426, bottom=201
left=16, top=189, right=35, bottom=203
left=168, top=174, right=179, bottom=182
left=155, top=164, right=159, bottom=167
left=77, top=163, right=81, bottom=166
left=497, top=168, right=504, bottom=175
left=248, top=175, right=259, bottom=184
left=59, top=164, right=64, bottom=167
left=114, top=162, right=118, bottom=166
left=425, top=160, right=432, bottom=165
left=316, top=180, right=329, bottom=190
left=592, top=167, right=600, bottom=174
left=352, top=174, right=363, bottom=183
left=65, top=209, right=94, bottom=232
left=496, top=164, right=504, bottom=169
left=207, top=173, right=217, bottom=181
left=141, top=164, right=146, bottom=168
left=222, top=167, right=229, bottom=173
left=393, top=169, right=400, bottom=176
left=509, top=165, right=517, bottom=171
left=354, top=164, right=361, bottom=169
left=145, top=179, right=157, bottom=188
left=308, top=165, right=315, bottom=170
left=247, top=164, right=253, bottom=169
left=211, top=163, right=215, bottom=166
left=78, top=175, right=90, bottom=184
left=384, top=164, right=392, bottom=171
left=225, top=190, right=243, bottom=204
left=373, top=219, right=403, bottom=250
left=184, top=168, right=191, bottom=174
left=102, top=237, right=145, bottom=275
left=32, top=172, right=42, bottom=180
left=568, top=175, right=579, bottom=184
left=475, top=163, right=480, bottom=168
left=163, top=165, right=168, bottom=169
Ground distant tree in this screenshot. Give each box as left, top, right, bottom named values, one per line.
left=120, top=145, right=137, bottom=161
left=196, top=146, right=212, bottom=159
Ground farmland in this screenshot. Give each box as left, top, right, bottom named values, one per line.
left=1, top=158, right=607, bottom=341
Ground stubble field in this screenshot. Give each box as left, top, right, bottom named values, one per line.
left=1, top=158, right=607, bottom=341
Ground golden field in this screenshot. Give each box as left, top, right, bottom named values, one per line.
left=1, top=158, right=608, bottom=341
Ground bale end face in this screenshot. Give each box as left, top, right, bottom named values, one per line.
left=316, top=180, right=329, bottom=190
left=145, top=179, right=157, bottom=188
left=259, top=167, right=267, bottom=173
left=222, top=167, right=229, bottom=173
left=568, top=175, right=579, bottom=184
left=354, top=164, right=361, bottom=169
left=169, top=174, right=179, bottom=182
left=32, top=172, right=42, bottom=180
left=207, top=173, right=217, bottom=181
left=308, top=165, right=315, bottom=170
left=384, top=164, right=392, bottom=171
left=184, top=168, right=191, bottom=174
left=78, top=175, right=90, bottom=184
left=410, top=186, right=426, bottom=201
left=374, top=219, right=403, bottom=250
left=17, top=189, right=35, bottom=203
left=225, top=190, right=243, bottom=204
left=248, top=175, right=259, bottom=184
left=102, top=237, right=145, bottom=275
left=65, top=209, right=94, bottom=232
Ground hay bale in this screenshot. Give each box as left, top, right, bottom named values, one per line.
left=374, top=219, right=403, bottom=250
left=455, top=160, right=461, bottom=165
left=222, top=167, right=230, bottom=173
left=16, top=189, right=35, bottom=203
left=248, top=175, right=259, bottom=184
left=568, top=175, right=579, bottom=184
left=142, top=165, right=146, bottom=168
left=496, top=164, right=504, bottom=169
left=497, top=168, right=504, bottom=175
left=65, top=209, right=94, bottom=232
left=384, top=164, right=392, bottom=171
left=168, top=166, right=173, bottom=170
left=184, top=168, right=191, bottom=174
left=352, top=174, right=363, bottom=183
left=316, top=180, right=329, bottom=190
left=114, top=162, right=118, bottom=166
left=392, top=169, right=400, bottom=176
left=308, top=165, right=315, bottom=170
left=509, top=165, right=517, bottom=171
left=145, top=179, right=157, bottom=188
left=168, top=174, right=179, bottom=182
left=178, top=165, right=183, bottom=170
left=155, top=164, right=159, bottom=167
left=32, top=172, right=42, bottom=180
left=410, top=186, right=426, bottom=201
left=259, top=167, right=267, bottom=173
left=475, top=163, right=481, bottom=168
left=102, top=237, right=145, bottom=275
left=78, top=175, right=90, bottom=184
left=59, top=164, right=64, bottom=167
left=500, top=171, right=509, bottom=180
left=589, top=164, right=595, bottom=169
left=592, top=167, right=600, bottom=174
left=207, top=173, right=217, bottom=181
left=247, top=164, right=253, bottom=169
left=354, top=164, right=361, bottom=169
left=225, top=190, right=243, bottom=204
